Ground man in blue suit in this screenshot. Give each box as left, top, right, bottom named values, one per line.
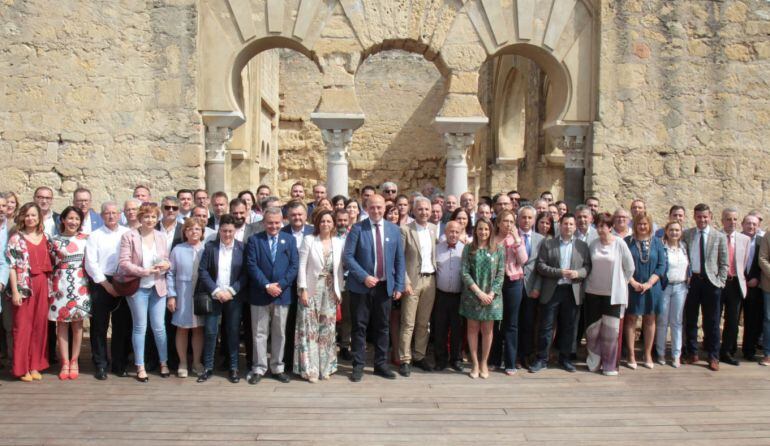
left=280, top=200, right=313, bottom=371
left=245, top=207, right=299, bottom=384
left=344, top=194, right=406, bottom=382
left=73, top=188, right=104, bottom=234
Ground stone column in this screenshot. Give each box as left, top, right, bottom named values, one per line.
left=204, top=126, right=231, bottom=194
left=443, top=133, right=476, bottom=198
left=310, top=112, right=364, bottom=198
left=559, top=134, right=586, bottom=210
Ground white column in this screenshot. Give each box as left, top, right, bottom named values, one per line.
left=320, top=128, right=353, bottom=198
left=443, top=132, right=476, bottom=198
left=204, top=126, right=231, bottom=194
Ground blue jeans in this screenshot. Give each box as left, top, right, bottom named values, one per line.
left=127, top=287, right=167, bottom=366
left=501, top=278, right=524, bottom=370
left=655, top=282, right=687, bottom=359
left=762, top=292, right=770, bottom=356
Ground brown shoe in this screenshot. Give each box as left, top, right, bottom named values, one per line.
left=759, top=357, right=770, bottom=367
left=685, top=354, right=699, bottom=365
left=708, top=359, right=720, bottom=371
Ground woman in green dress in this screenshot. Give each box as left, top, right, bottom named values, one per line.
left=460, top=217, right=505, bottom=379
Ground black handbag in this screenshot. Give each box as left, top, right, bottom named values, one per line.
left=193, top=290, right=214, bottom=315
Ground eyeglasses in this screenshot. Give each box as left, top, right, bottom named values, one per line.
left=164, top=205, right=179, bottom=211
left=383, top=190, right=396, bottom=194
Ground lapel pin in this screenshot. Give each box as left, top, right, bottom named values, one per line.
left=385, top=237, right=390, bottom=242
left=280, top=239, right=285, bottom=244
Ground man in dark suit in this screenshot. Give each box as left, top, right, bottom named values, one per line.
left=196, top=214, right=249, bottom=383
left=741, top=214, right=763, bottom=361
left=280, top=200, right=313, bottom=371
left=529, top=213, right=591, bottom=373
left=245, top=207, right=299, bottom=384
left=516, top=205, right=544, bottom=368
left=343, top=194, right=406, bottom=382
left=72, top=187, right=104, bottom=234
left=207, top=191, right=229, bottom=230
left=683, top=203, right=729, bottom=371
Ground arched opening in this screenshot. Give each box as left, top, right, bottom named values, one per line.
left=225, top=40, right=323, bottom=197
left=352, top=49, right=446, bottom=193
left=474, top=44, right=572, bottom=201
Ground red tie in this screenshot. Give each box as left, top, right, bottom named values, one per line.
left=375, top=223, right=384, bottom=279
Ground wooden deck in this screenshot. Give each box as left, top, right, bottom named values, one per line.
left=3, top=352, right=770, bottom=445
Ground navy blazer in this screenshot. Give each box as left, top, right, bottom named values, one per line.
left=245, top=231, right=299, bottom=306
left=343, top=218, right=406, bottom=297
left=281, top=224, right=313, bottom=246
left=197, top=238, right=248, bottom=299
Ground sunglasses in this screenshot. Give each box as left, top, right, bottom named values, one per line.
left=163, top=205, right=179, bottom=211
left=383, top=190, right=396, bottom=193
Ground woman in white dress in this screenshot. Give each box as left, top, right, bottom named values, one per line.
left=166, top=218, right=206, bottom=377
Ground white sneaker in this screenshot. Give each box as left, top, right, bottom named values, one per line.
left=602, top=370, right=618, bottom=376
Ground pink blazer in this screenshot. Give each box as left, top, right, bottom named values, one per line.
left=118, top=229, right=169, bottom=297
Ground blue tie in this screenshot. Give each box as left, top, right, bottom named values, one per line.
left=524, top=233, right=531, bottom=257
left=270, top=236, right=278, bottom=262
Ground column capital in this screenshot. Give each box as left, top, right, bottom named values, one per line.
left=320, top=128, right=354, bottom=163
left=558, top=134, right=586, bottom=169
left=443, top=132, right=475, bottom=166
left=205, top=126, right=231, bottom=164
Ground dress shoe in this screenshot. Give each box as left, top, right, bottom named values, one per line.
left=529, top=360, right=547, bottom=373
left=708, top=359, right=720, bottom=371
left=399, top=363, right=411, bottom=377
left=339, top=347, right=353, bottom=361
left=114, top=369, right=128, bottom=378
left=197, top=369, right=213, bottom=383
left=373, top=367, right=397, bottom=379
left=760, top=356, right=770, bottom=367
left=450, top=361, right=464, bottom=372
left=413, top=359, right=433, bottom=372
left=720, top=355, right=739, bottom=366
left=228, top=370, right=240, bottom=383
left=94, top=368, right=108, bottom=381
left=560, top=360, right=577, bottom=373
left=273, top=372, right=291, bottom=383
left=685, top=354, right=699, bottom=365
left=247, top=372, right=262, bottom=385
left=350, top=366, right=364, bottom=382
left=434, top=362, right=447, bottom=372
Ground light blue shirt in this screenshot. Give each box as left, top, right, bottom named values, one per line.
left=691, top=226, right=711, bottom=274
left=558, top=236, right=574, bottom=285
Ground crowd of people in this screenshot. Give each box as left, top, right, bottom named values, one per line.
left=0, top=181, right=767, bottom=384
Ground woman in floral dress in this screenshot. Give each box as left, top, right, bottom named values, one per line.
left=49, top=206, right=91, bottom=380
left=294, top=210, right=344, bottom=382
left=460, top=217, right=505, bottom=380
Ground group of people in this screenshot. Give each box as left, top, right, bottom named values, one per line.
left=0, top=181, right=768, bottom=384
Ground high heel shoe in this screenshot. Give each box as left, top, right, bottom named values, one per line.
left=469, top=368, right=479, bottom=379
left=19, top=373, right=33, bottom=382
left=30, top=370, right=42, bottom=381
left=59, top=362, right=71, bottom=380
left=136, top=367, right=149, bottom=383
left=69, top=359, right=79, bottom=380
left=160, top=364, right=170, bottom=378
left=480, top=369, right=490, bottom=379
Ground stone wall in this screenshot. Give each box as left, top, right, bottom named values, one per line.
left=591, top=0, right=770, bottom=222
left=0, top=0, right=202, bottom=206
left=277, top=50, right=446, bottom=198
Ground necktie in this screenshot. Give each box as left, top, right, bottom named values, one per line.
left=699, top=230, right=706, bottom=274
left=374, top=223, right=384, bottom=279
left=523, top=233, right=531, bottom=257
left=270, top=236, right=277, bottom=262
left=727, top=234, right=736, bottom=277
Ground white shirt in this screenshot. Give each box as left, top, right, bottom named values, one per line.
left=160, top=221, right=177, bottom=252
left=370, top=219, right=386, bottom=280
left=139, top=240, right=157, bottom=289
left=177, top=211, right=191, bottom=224
left=291, top=227, right=305, bottom=251
left=234, top=225, right=245, bottom=242
left=214, top=242, right=236, bottom=296
left=415, top=223, right=435, bottom=274
left=666, top=244, right=689, bottom=283
left=43, top=212, right=56, bottom=237
left=690, top=226, right=711, bottom=274
left=84, top=224, right=130, bottom=284
left=81, top=211, right=93, bottom=234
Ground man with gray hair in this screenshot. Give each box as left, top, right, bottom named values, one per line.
left=533, top=198, right=549, bottom=216
left=398, top=196, right=437, bottom=375
left=574, top=205, right=598, bottom=245
left=381, top=181, right=398, bottom=202
left=719, top=207, right=750, bottom=366
left=85, top=201, right=131, bottom=380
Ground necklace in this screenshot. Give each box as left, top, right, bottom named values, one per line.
left=635, top=239, right=651, bottom=264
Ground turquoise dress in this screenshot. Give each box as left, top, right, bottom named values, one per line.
left=459, top=244, right=505, bottom=321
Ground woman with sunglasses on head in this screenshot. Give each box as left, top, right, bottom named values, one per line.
left=48, top=206, right=91, bottom=380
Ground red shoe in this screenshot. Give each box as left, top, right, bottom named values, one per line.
left=68, top=360, right=79, bottom=380
left=59, top=362, right=70, bottom=380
